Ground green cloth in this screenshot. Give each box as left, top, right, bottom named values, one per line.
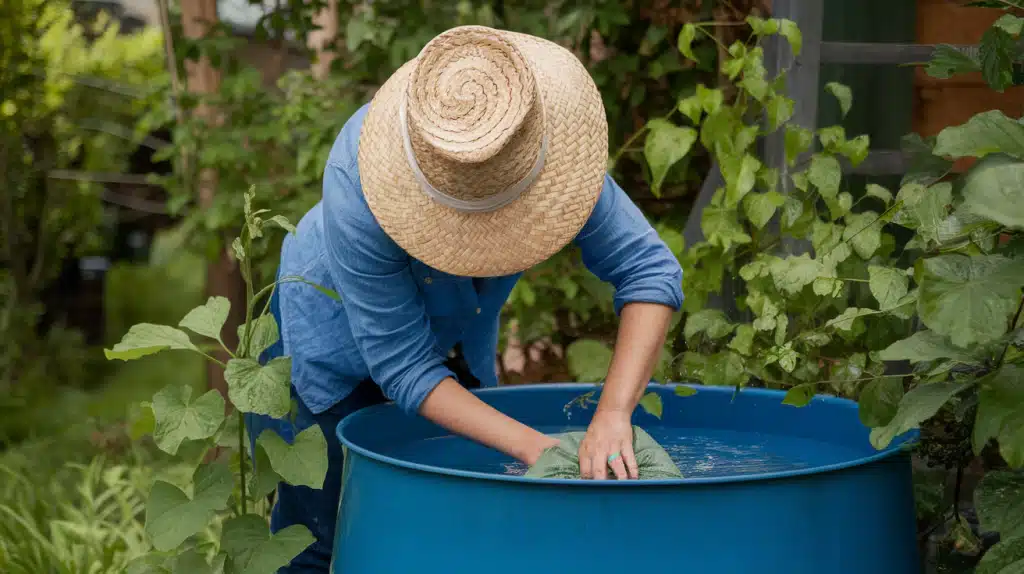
left=524, top=426, right=683, bottom=480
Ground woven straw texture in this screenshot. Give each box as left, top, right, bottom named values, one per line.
left=357, top=25, right=608, bottom=277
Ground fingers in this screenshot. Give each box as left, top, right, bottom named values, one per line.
left=622, top=444, right=639, bottom=479
left=592, top=450, right=608, bottom=480
left=608, top=453, right=628, bottom=480
left=579, top=445, right=594, bottom=479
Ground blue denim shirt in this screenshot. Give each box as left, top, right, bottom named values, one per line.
left=277, top=104, right=684, bottom=416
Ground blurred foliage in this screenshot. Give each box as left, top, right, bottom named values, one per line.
left=0, top=0, right=167, bottom=441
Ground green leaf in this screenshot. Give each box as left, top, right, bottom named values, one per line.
left=238, top=314, right=280, bottom=360
left=785, top=126, right=814, bottom=165
left=926, top=45, right=981, bottom=79
left=678, top=24, right=699, bottom=62
left=249, top=441, right=283, bottom=499
left=179, top=296, right=230, bottom=343
left=696, top=84, right=723, bottom=115
left=278, top=276, right=342, bottom=302
left=638, top=392, right=663, bottom=419
left=976, top=471, right=1024, bottom=539
left=779, top=19, right=802, bottom=56
left=859, top=377, right=903, bottom=428
left=702, top=351, right=748, bottom=388
left=721, top=154, right=761, bottom=207
left=566, top=339, right=613, bottom=382
left=769, top=253, right=823, bottom=295
left=742, top=191, right=785, bottom=230
left=868, top=266, right=910, bottom=311
left=257, top=426, right=329, bottom=489
left=225, top=357, right=292, bottom=418
left=843, top=211, right=883, bottom=259
left=981, top=26, right=1016, bottom=92
left=825, top=82, right=852, bottom=117
left=870, top=381, right=971, bottom=449
left=267, top=215, right=296, bottom=234
left=151, top=385, right=226, bottom=455
left=866, top=184, right=893, bottom=204
left=918, top=255, right=1024, bottom=348
left=995, top=14, right=1024, bottom=35
left=826, top=307, right=875, bottom=332
left=674, top=386, right=697, bottom=397
left=677, top=95, right=702, bottom=124
left=765, top=343, right=799, bottom=373
left=975, top=365, right=1024, bottom=464
left=934, top=110, right=1024, bottom=159
left=975, top=538, right=1024, bottom=574
left=145, top=463, right=233, bottom=552
left=104, top=324, right=198, bottom=361
left=644, top=119, right=697, bottom=197
left=766, top=94, right=794, bottom=130
left=962, top=155, right=1024, bottom=229
left=221, top=515, right=315, bottom=574
left=701, top=205, right=751, bottom=251
left=746, top=16, right=779, bottom=36
left=684, top=309, right=735, bottom=342
left=910, top=182, right=953, bottom=245
left=782, top=383, right=816, bottom=407
left=808, top=155, right=841, bottom=199
left=729, top=324, right=756, bottom=355
left=878, top=331, right=981, bottom=364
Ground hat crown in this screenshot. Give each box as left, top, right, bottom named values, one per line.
left=404, top=26, right=546, bottom=205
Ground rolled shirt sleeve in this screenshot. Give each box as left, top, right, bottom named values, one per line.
left=574, top=175, right=684, bottom=314
left=321, top=161, right=454, bottom=414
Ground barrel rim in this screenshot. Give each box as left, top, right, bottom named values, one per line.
left=336, top=383, right=918, bottom=487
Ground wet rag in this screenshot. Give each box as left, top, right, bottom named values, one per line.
left=524, top=425, right=683, bottom=479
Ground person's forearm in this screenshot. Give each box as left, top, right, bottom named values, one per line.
left=596, top=302, right=675, bottom=415
left=418, top=377, right=557, bottom=465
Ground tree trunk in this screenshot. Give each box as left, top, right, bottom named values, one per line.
left=308, top=0, right=338, bottom=80
left=178, top=0, right=244, bottom=398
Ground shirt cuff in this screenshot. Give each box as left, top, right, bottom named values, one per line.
left=613, top=278, right=684, bottom=316
left=392, top=362, right=457, bottom=415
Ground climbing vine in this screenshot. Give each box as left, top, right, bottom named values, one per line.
left=106, top=188, right=334, bottom=572
left=569, top=11, right=1024, bottom=572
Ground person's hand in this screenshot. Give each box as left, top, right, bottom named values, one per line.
left=578, top=408, right=638, bottom=480
left=522, top=433, right=561, bottom=466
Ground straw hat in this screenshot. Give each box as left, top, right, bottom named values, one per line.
left=357, top=25, right=608, bottom=277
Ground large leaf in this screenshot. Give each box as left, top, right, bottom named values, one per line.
left=769, top=253, right=822, bottom=295
left=145, top=463, right=233, bottom=552
left=878, top=331, right=981, bottom=364
left=104, top=324, right=198, bottom=361
left=151, top=385, right=226, bottom=455
left=566, top=339, right=613, bottom=382
left=257, top=426, right=330, bottom=489
left=962, top=154, right=1024, bottom=229
left=684, top=309, right=735, bottom=342
left=238, top=314, right=280, bottom=360
left=917, top=255, right=1024, bottom=348
left=742, top=191, right=786, bottom=230
left=859, top=377, right=904, bottom=428
left=868, top=266, right=909, bottom=311
left=808, top=155, right=841, bottom=199
left=701, top=205, right=752, bottom=250
left=249, top=441, right=283, bottom=499
left=221, top=515, right=315, bottom=574
left=179, top=296, right=231, bottom=343
left=976, top=471, right=1024, bottom=539
left=909, top=182, right=953, bottom=246
left=843, top=211, right=883, bottom=259
left=975, top=365, right=1024, bottom=464
left=975, top=538, right=1024, bottom=574
left=870, top=381, right=971, bottom=449
left=225, top=357, right=292, bottom=418
left=933, top=110, right=1024, bottom=159
left=644, top=119, right=697, bottom=197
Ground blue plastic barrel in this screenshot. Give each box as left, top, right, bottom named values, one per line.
left=332, top=383, right=919, bottom=574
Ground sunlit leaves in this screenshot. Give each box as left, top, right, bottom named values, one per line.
left=769, top=254, right=822, bottom=295
left=225, top=357, right=292, bottom=418
left=644, top=119, right=697, bottom=197
left=843, top=211, right=884, bottom=259
left=684, top=309, right=735, bottom=342
left=933, top=110, right=1024, bottom=159
left=825, top=82, right=852, bottom=117
left=870, top=381, right=972, bottom=450
left=179, top=296, right=230, bottom=344
left=784, top=126, right=814, bottom=165
left=257, top=427, right=329, bottom=489
left=701, top=205, right=751, bottom=250
left=104, top=324, right=199, bottom=361
left=868, top=266, right=909, bottom=311
left=721, top=153, right=761, bottom=206
left=677, top=24, right=699, bottom=63
left=808, top=155, right=841, bottom=198
left=150, top=385, right=226, bottom=456
left=961, top=155, right=1024, bottom=229
left=238, top=314, right=280, bottom=360
left=145, top=463, right=233, bottom=552
left=917, top=255, right=1024, bottom=348
left=742, top=191, right=785, bottom=230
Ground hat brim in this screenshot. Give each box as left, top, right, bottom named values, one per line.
left=356, top=30, right=608, bottom=278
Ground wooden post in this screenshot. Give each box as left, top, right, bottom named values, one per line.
left=308, top=0, right=339, bottom=80
left=178, top=0, right=245, bottom=397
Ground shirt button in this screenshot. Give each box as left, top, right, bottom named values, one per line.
left=424, top=277, right=433, bottom=285
left=476, top=307, right=481, bottom=314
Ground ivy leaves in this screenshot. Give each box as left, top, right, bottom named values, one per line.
left=643, top=119, right=697, bottom=197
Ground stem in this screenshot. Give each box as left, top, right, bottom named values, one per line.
left=238, top=410, right=248, bottom=515
left=996, top=295, right=1024, bottom=367
left=198, top=351, right=227, bottom=368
